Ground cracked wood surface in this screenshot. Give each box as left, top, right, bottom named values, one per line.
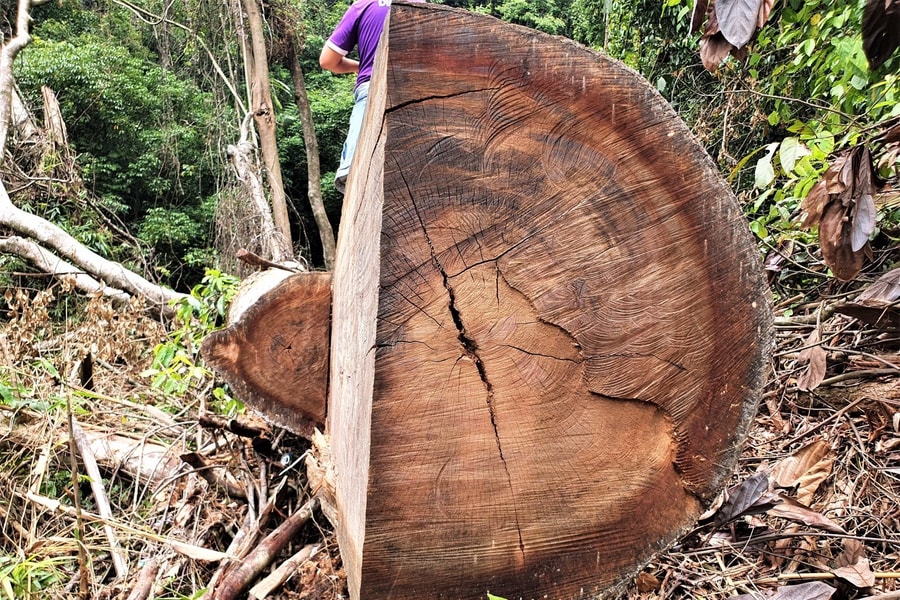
left=328, top=4, right=772, bottom=599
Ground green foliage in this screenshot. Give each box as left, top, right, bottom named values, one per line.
left=738, top=0, right=898, bottom=255
left=18, top=37, right=216, bottom=210
left=139, top=208, right=204, bottom=249
left=16, top=3, right=229, bottom=289
left=0, top=555, right=66, bottom=599
left=143, top=269, right=240, bottom=414
left=493, top=0, right=567, bottom=35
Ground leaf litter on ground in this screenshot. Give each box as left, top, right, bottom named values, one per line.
left=1, top=262, right=899, bottom=599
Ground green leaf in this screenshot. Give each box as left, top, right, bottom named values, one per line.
left=749, top=219, right=769, bottom=239
left=778, top=137, right=811, bottom=175
left=487, top=594, right=508, bottom=600
left=754, top=143, right=779, bottom=189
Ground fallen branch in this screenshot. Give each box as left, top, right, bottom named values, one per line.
left=248, top=543, right=318, bottom=599
left=0, top=181, right=186, bottom=311
left=180, top=452, right=248, bottom=500
left=212, top=497, right=320, bottom=600
left=125, top=558, right=159, bottom=600
left=72, top=419, right=129, bottom=578
left=0, top=236, right=128, bottom=300
left=198, top=413, right=267, bottom=438
left=236, top=248, right=301, bottom=273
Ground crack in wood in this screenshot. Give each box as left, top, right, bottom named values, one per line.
left=437, top=262, right=527, bottom=562
left=385, top=87, right=499, bottom=115
left=403, top=186, right=527, bottom=561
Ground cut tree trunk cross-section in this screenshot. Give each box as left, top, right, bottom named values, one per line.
left=203, top=3, right=773, bottom=599
left=327, top=4, right=772, bottom=599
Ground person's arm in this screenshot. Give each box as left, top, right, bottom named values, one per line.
left=319, top=44, right=360, bottom=74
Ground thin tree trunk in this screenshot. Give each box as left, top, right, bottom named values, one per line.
left=11, top=83, right=38, bottom=142
left=242, top=0, right=293, bottom=258
left=0, top=0, right=34, bottom=159
left=287, top=42, right=335, bottom=269
left=225, top=113, right=289, bottom=263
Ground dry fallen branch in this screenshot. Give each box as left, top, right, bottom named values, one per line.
left=212, top=497, right=320, bottom=600
left=72, top=419, right=129, bottom=578
left=0, top=236, right=128, bottom=300
left=248, top=543, right=318, bottom=599
left=125, top=558, right=159, bottom=600
left=180, top=452, right=248, bottom=500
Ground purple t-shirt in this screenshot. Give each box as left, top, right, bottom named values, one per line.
left=326, top=0, right=424, bottom=89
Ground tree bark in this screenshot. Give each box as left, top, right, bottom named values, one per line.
left=0, top=236, right=127, bottom=299
left=211, top=497, right=320, bottom=600
left=325, top=4, right=773, bottom=599
left=287, top=41, right=336, bottom=270
left=241, top=0, right=292, bottom=258
left=11, top=83, right=38, bottom=142
left=225, top=113, right=291, bottom=263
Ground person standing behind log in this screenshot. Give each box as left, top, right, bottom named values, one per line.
left=320, top=0, right=425, bottom=194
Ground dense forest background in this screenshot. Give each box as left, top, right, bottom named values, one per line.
left=0, top=0, right=898, bottom=598
left=3, top=0, right=897, bottom=292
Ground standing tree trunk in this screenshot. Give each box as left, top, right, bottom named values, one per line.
left=241, top=0, right=292, bottom=259
left=287, top=41, right=336, bottom=269
left=0, top=0, right=37, bottom=159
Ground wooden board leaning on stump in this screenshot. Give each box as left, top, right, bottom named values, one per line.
left=202, top=3, right=773, bottom=599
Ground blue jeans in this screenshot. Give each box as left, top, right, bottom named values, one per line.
left=335, top=82, right=370, bottom=194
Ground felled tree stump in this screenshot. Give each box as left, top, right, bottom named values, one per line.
left=204, top=3, right=772, bottom=599
left=327, top=4, right=771, bottom=599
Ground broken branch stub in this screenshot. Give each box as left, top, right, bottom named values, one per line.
left=327, top=4, right=773, bottom=599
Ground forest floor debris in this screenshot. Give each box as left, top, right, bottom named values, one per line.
left=0, top=280, right=897, bottom=599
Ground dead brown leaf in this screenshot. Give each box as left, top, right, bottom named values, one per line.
left=800, top=179, right=830, bottom=229
left=831, top=539, right=876, bottom=588
left=820, top=200, right=867, bottom=281
left=771, top=439, right=831, bottom=489
left=856, top=266, right=900, bottom=303
left=634, top=571, right=660, bottom=593
left=767, top=495, right=846, bottom=534
left=713, top=471, right=777, bottom=526
left=794, top=454, right=834, bottom=506
left=796, top=329, right=827, bottom=392
left=764, top=239, right=794, bottom=284
left=850, top=148, right=877, bottom=251
left=757, top=0, right=774, bottom=27
left=691, top=0, right=710, bottom=33
left=863, top=0, right=900, bottom=69
left=701, top=33, right=734, bottom=71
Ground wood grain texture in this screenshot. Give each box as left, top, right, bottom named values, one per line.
left=201, top=271, right=331, bottom=437
left=328, top=4, right=773, bottom=599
